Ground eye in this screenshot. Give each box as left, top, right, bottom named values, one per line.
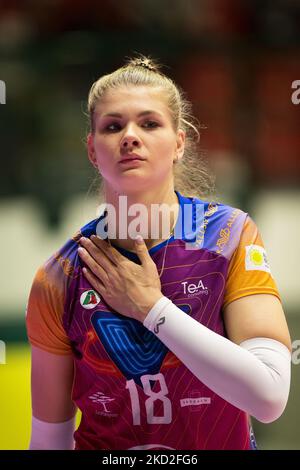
left=142, top=120, right=160, bottom=129
left=105, top=122, right=122, bottom=132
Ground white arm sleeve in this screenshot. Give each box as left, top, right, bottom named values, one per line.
left=143, top=296, right=291, bottom=423
left=29, top=416, right=76, bottom=450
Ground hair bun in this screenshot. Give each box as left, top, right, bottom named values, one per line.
left=130, top=57, right=157, bottom=72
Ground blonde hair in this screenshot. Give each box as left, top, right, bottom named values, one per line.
left=87, top=55, right=215, bottom=200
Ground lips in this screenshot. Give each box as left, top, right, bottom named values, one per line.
left=119, top=153, right=145, bottom=163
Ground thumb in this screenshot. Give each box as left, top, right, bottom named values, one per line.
left=135, top=235, right=150, bottom=265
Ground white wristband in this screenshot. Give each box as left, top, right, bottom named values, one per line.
left=144, top=296, right=291, bottom=423
left=29, top=415, right=76, bottom=450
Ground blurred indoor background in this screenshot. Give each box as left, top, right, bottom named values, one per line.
left=0, top=0, right=300, bottom=450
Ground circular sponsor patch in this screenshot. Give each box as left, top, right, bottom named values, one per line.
left=80, top=290, right=100, bottom=309
left=249, top=248, right=264, bottom=266
left=245, top=244, right=271, bottom=273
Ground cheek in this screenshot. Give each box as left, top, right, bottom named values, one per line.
left=155, top=138, right=176, bottom=161
left=94, top=141, right=113, bottom=164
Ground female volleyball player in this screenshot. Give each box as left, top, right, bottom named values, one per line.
left=26, top=56, right=291, bottom=450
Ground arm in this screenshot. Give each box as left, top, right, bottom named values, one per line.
left=29, top=345, right=77, bottom=450
left=143, top=294, right=291, bottom=423
left=223, top=293, right=291, bottom=350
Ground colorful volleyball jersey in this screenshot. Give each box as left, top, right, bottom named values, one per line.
left=26, top=192, right=280, bottom=450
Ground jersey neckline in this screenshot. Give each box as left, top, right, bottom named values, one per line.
left=107, top=191, right=204, bottom=261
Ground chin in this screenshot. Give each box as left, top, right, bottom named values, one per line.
left=115, top=177, right=154, bottom=194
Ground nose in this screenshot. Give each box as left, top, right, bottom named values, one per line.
left=120, top=124, right=141, bottom=151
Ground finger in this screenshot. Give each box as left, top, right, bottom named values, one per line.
left=79, top=237, right=113, bottom=273
left=78, top=247, right=110, bottom=284
left=82, top=267, right=105, bottom=294
left=134, top=236, right=151, bottom=266
left=90, top=235, right=124, bottom=265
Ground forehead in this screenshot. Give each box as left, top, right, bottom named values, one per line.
left=95, top=86, right=171, bottom=118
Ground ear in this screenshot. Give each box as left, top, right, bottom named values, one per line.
left=175, top=129, right=185, bottom=162
left=87, top=133, right=98, bottom=169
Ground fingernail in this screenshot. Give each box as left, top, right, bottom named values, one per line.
left=135, top=235, right=143, bottom=244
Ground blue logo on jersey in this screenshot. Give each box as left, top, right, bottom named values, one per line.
left=91, top=305, right=190, bottom=386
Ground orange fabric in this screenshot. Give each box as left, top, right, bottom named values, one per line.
left=26, top=260, right=72, bottom=355
left=223, top=216, right=281, bottom=309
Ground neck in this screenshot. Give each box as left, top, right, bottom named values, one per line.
left=103, top=182, right=179, bottom=251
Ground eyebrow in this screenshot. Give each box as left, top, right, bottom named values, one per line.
left=101, top=110, right=164, bottom=118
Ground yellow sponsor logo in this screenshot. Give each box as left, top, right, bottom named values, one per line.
left=245, top=244, right=271, bottom=273
left=249, top=247, right=264, bottom=266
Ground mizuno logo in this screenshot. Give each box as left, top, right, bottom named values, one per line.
left=154, top=316, right=165, bottom=334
